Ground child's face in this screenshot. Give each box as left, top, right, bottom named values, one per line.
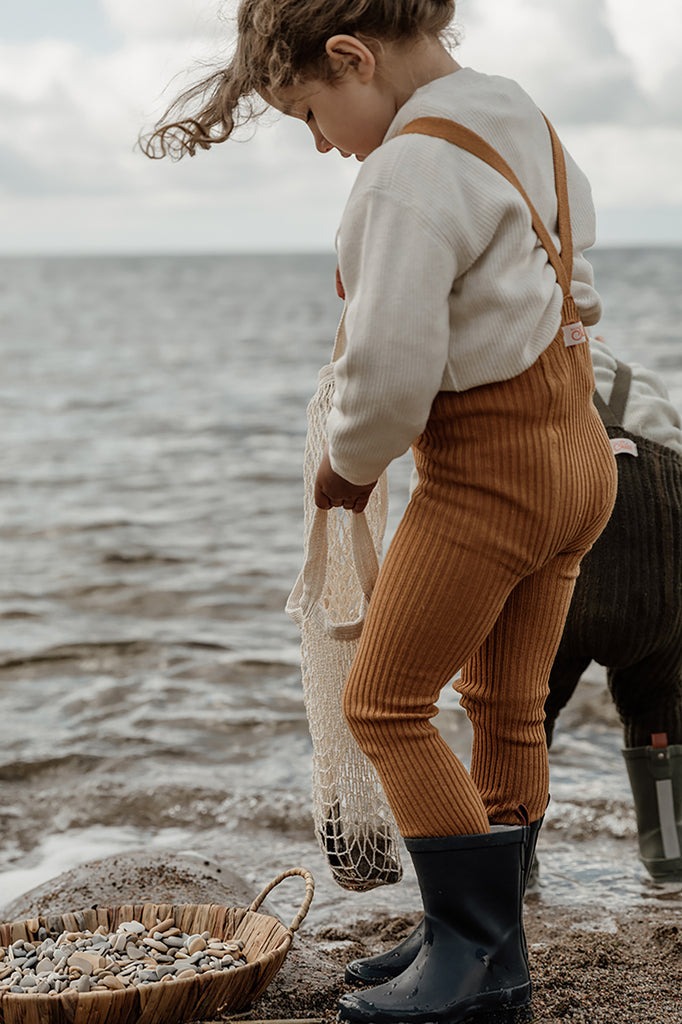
left=265, top=72, right=395, bottom=162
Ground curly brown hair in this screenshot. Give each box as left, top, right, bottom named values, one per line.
left=140, top=0, right=456, bottom=159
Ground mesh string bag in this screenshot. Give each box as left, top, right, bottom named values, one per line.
left=286, top=316, right=403, bottom=891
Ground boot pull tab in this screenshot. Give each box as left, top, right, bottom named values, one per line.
left=649, top=732, right=681, bottom=861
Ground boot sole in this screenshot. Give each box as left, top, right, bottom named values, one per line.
left=337, top=1008, right=533, bottom=1024
left=337, top=983, right=533, bottom=1024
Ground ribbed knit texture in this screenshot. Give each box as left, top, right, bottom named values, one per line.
left=590, top=335, right=682, bottom=455
left=545, top=429, right=682, bottom=749
left=329, top=69, right=602, bottom=485
left=342, top=331, right=617, bottom=836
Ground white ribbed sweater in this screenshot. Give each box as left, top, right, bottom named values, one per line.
left=328, top=68, right=602, bottom=484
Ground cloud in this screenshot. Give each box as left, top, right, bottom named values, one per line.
left=456, top=0, right=645, bottom=124
left=602, top=0, right=682, bottom=94
left=100, top=0, right=233, bottom=41
left=0, top=0, right=681, bottom=250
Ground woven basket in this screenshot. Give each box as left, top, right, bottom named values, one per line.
left=0, top=866, right=314, bottom=1024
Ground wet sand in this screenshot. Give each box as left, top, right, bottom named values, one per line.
left=2, top=851, right=681, bottom=1024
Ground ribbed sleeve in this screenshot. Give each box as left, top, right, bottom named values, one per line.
left=328, top=189, right=456, bottom=484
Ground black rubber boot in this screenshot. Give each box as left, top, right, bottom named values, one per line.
left=338, top=828, right=532, bottom=1024
left=344, top=819, right=542, bottom=986
left=344, top=918, right=425, bottom=986
left=623, top=736, right=682, bottom=880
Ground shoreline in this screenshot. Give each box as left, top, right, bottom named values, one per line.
left=2, top=851, right=681, bottom=1024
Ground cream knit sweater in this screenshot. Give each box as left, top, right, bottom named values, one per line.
left=591, top=335, right=682, bottom=455
left=328, top=68, right=602, bottom=484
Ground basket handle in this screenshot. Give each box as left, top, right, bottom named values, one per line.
left=248, top=867, right=315, bottom=934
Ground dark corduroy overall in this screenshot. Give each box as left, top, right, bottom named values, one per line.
left=546, top=362, right=682, bottom=749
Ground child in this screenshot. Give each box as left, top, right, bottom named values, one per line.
left=143, top=1, right=618, bottom=1020
left=544, top=335, right=682, bottom=881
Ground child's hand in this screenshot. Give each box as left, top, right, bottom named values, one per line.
left=315, top=447, right=376, bottom=514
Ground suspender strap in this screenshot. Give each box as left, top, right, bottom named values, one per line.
left=609, top=360, right=633, bottom=424
left=542, top=115, right=573, bottom=280
left=592, top=389, right=619, bottom=427
left=592, top=360, right=632, bottom=427
left=398, top=116, right=580, bottom=327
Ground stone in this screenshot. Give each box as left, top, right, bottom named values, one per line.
left=187, top=936, right=206, bottom=955
left=118, top=921, right=146, bottom=935
left=68, top=952, right=106, bottom=974
left=156, top=963, right=178, bottom=977
left=101, top=974, right=125, bottom=990
left=143, top=938, right=168, bottom=953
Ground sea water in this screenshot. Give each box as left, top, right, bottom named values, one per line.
left=1, top=249, right=681, bottom=928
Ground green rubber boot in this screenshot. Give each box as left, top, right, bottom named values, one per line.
left=623, top=734, right=682, bottom=880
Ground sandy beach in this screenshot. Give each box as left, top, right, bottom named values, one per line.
left=2, top=848, right=681, bottom=1024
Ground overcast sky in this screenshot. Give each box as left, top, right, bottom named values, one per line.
left=1, top=0, right=681, bottom=253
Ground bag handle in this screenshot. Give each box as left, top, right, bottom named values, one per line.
left=285, top=506, right=380, bottom=640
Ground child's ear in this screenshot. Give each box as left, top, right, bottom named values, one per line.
left=325, top=35, right=376, bottom=82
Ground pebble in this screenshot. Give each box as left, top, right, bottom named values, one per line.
left=156, top=963, right=178, bottom=977
left=102, top=974, right=125, bottom=990
left=0, top=920, right=248, bottom=997
left=126, top=942, right=146, bottom=960
left=118, top=921, right=146, bottom=935
left=143, top=937, right=168, bottom=954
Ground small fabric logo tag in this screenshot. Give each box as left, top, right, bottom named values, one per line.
left=562, top=321, right=587, bottom=347
left=610, top=438, right=638, bottom=457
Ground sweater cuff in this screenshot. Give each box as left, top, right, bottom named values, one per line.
left=328, top=447, right=382, bottom=487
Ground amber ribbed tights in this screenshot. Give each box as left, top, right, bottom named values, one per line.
left=342, top=332, right=617, bottom=837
